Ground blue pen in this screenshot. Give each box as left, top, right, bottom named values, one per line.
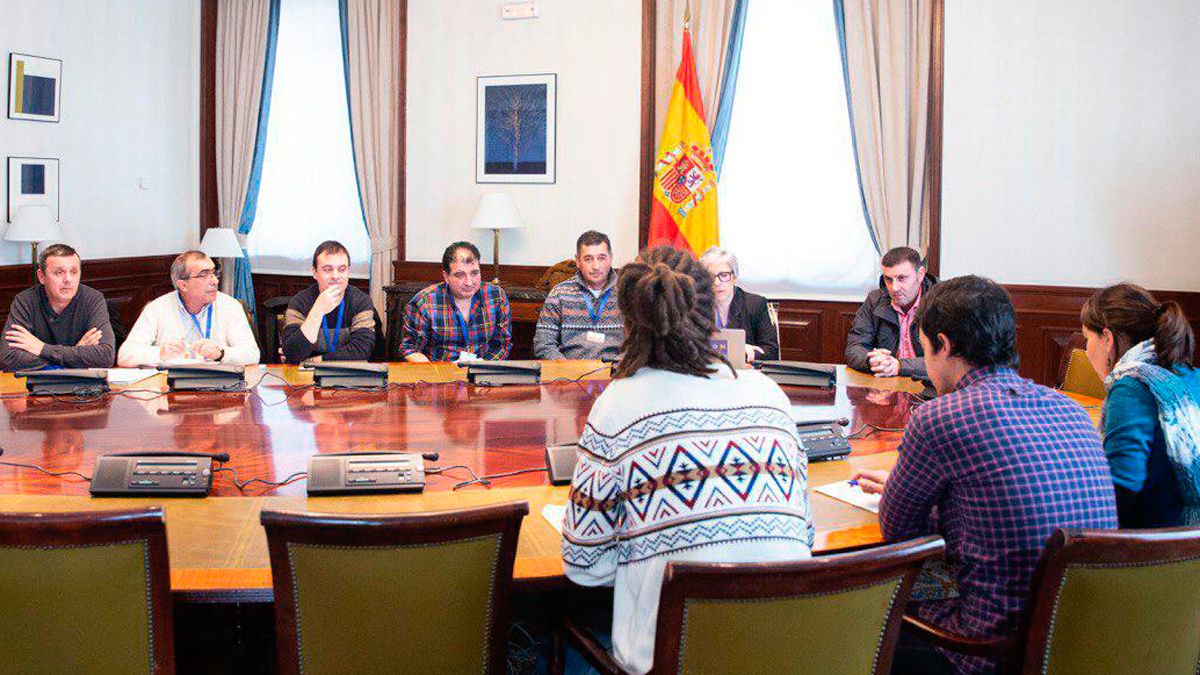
left=847, top=479, right=859, bottom=487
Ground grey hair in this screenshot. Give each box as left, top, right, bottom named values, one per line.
left=699, top=246, right=739, bottom=279
left=171, top=250, right=210, bottom=283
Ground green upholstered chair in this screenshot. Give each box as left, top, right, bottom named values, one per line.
left=261, top=501, right=529, bottom=675
left=0, top=507, right=175, bottom=675
left=905, top=526, right=1200, bottom=674
left=562, top=536, right=945, bottom=675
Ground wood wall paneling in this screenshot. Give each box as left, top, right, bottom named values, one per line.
left=0, top=255, right=176, bottom=329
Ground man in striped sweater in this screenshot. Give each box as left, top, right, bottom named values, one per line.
left=533, top=231, right=623, bottom=361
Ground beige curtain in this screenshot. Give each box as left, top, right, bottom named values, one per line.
left=214, top=0, right=272, bottom=294
left=343, top=0, right=402, bottom=316
left=842, top=0, right=935, bottom=254
left=654, top=0, right=738, bottom=139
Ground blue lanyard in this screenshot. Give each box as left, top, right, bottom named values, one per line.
left=714, top=309, right=725, bottom=331
left=582, top=288, right=613, bottom=325
left=185, top=300, right=213, bottom=340
left=453, top=297, right=476, bottom=347
left=322, top=301, right=346, bottom=354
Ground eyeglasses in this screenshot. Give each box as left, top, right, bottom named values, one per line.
left=714, top=271, right=734, bottom=283
left=183, top=266, right=221, bottom=281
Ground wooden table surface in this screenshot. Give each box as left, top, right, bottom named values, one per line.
left=0, top=362, right=1076, bottom=603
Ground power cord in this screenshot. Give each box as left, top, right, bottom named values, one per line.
left=211, top=464, right=308, bottom=491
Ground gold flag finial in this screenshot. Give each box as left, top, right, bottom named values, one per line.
left=684, top=0, right=691, bottom=32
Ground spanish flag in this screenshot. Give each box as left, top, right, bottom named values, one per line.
left=648, top=28, right=719, bottom=255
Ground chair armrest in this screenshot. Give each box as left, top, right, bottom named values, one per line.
left=902, top=614, right=1017, bottom=658
left=560, top=616, right=625, bottom=675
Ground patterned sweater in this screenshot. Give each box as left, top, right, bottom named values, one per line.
left=533, top=271, right=623, bottom=360
left=562, top=364, right=813, bottom=674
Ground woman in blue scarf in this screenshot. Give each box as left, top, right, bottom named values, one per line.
left=1081, top=283, right=1200, bottom=527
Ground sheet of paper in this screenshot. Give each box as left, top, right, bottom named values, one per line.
left=105, top=368, right=161, bottom=385
left=541, top=503, right=566, bottom=535
left=815, top=480, right=882, bottom=513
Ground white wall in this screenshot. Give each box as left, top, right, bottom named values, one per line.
left=406, top=0, right=642, bottom=267
left=942, top=0, right=1200, bottom=291
left=0, top=0, right=199, bottom=266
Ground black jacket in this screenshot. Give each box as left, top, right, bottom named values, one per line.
left=726, top=287, right=779, bottom=361
left=844, top=274, right=937, bottom=378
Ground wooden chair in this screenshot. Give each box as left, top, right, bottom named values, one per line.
left=261, top=501, right=529, bottom=675
left=904, top=526, right=1200, bottom=674
left=1056, top=332, right=1106, bottom=399
left=0, top=507, right=174, bottom=674
left=562, top=536, right=945, bottom=675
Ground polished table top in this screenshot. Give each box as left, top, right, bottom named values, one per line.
left=0, top=362, right=1073, bottom=602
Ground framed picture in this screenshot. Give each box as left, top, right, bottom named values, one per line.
left=476, top=73, right=556, bottom=184
left=7, top=157, right=60, bottom=223
left=8, top=53, right=62, bottom=122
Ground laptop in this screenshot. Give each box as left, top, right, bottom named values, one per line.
left=710, top=328, right=748, bottom=368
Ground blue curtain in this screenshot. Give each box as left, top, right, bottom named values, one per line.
left=337, top=1, right=369, bottom=249
left=233, top=0, right=281, bottom=322
left=710, top=0, right=749, bottom=178
left=832, top=0, right=879, bottom=254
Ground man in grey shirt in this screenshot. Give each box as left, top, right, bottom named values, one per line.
left=0, top=244, right=114, bottom=370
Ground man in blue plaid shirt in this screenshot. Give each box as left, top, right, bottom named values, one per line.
left=401, top=241, right=511, bottom=362
left=854, top=276, right=1118, bottom=675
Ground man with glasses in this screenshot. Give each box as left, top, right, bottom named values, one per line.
left=401, top=241, right=511, bottom=362
left=282, top=240, right=377, bottom=363
left=118, top=250, right=260, bottom=366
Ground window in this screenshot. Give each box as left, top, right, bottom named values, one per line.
left=719, top=1, right=878, bottom=299
left=247, top=0, right=370, bottom=276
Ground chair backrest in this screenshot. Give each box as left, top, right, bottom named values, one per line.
left=0, top=508, right=174, bottom=675
left=651, top=536, right=945, bottom=675
left=1056, top=333, right=1106, bottom=399
left=262, top=501, right=529, bottom=675
left=1021, top=527, right=1200, bottom=675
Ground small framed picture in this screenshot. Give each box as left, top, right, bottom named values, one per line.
left=8, top=53, right=62, bottom=123
left=7, top=157, right=60, bottom=223
left=476, top=73, right=556, bottom=184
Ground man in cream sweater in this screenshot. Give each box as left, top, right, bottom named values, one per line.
left=117, top=250, right=260, bottom=366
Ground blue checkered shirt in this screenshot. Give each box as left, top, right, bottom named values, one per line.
left=881, top=367, right=1118, bottom=674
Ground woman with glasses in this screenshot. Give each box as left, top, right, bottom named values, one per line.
left=699, top=246, right=779, bottom=361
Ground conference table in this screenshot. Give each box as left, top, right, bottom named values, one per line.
left=0, top=361, right=1069, bottom=604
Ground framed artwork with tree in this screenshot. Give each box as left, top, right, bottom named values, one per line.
left=476, top=73, right=556, bottom=184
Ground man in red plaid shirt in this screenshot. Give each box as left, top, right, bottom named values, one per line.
left=401, top=241, right=511, bottom=362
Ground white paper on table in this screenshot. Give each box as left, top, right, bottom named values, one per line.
left=106, top=368, right=162, bottom=385
left=541, top=503, right=566, bottom=535
left=815, top=480, right=882, bottom=513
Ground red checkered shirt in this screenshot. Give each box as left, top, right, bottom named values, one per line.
left=881, top=366, right=1118, bottom=674
left=400, top=282, right=512, bottom=361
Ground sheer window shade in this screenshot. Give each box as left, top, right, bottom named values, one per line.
left=247, top=0, right=370, bottom=277
left=719, top=1, right=878, bottom=300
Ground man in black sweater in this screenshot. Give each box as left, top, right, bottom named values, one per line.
left=0, top=244, right=115, bottom=370
left=282, top=240, right=376, bottom=362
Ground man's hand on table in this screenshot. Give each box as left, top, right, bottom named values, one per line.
left=851, top=469, right=890, bottom=495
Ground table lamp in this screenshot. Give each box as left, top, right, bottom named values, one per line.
left=199, top=227, right=245, bottom=294
left=469, top=194, right=525, bottom=284
left=5, top=205, right=64, bottom=282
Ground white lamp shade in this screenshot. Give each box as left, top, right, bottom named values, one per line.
left=469, top=194, right=525, bottom=231
left=199, top=227, right=245, bottom=258
left=5, top=205, right=63, bottom=243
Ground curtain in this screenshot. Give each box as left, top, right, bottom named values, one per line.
left=339, top=0, right=402, bottom=316
left=654, top=0, right=739, bottom=138
left=708, top=0, right=748, bottom=176
left=835, top=0, right=935, bottom=255
left=215, top=0, right=279, bottom=319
